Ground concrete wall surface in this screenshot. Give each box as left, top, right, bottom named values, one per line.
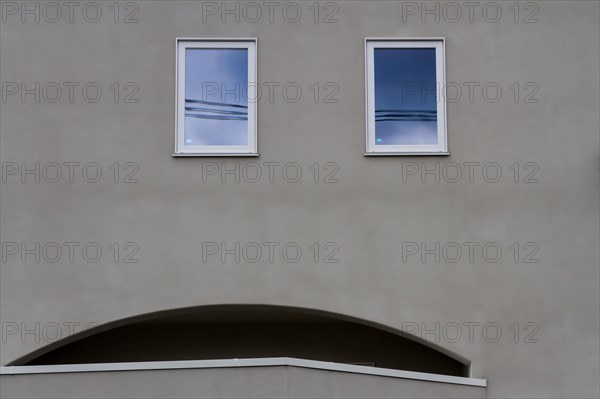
left=0, top=1, right=598, bottom=398
left=0, top=365, right=486, bottom=399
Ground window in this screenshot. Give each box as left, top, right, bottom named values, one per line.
left=175, top=39, right=257, bottom=156
left=365, top=38, right=447, bottom=155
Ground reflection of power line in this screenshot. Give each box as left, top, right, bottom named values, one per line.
left=376, top=109, right=436, bottom=122
left=186, top=98, right=248, bottom=109
left=186, top=106, right=247, bottom=116
left=186, top=114, right=247, bottom=121
left=185, top=98, right=248, bottom=121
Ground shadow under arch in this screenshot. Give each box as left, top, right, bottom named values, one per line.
left=9, top=304, right=470, bottom=377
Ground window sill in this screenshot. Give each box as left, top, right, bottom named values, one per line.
left=364, top=152, right=450, bottom=157
left=173, top=153, right=260, bottom=158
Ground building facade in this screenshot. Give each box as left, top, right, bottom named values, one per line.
left=0, top=1, right=599, bottom=397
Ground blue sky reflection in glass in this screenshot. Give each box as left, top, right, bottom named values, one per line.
left=374, top=48, right=438, bottom=145
left=185, top=48, right=248, bottom=146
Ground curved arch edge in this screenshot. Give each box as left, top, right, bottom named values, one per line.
left=5, top=304, right=474, bottom=374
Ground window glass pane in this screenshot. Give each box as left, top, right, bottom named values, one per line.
left=185, top=48, right=248, bottom=146
left=374, top=48, right=438, bottom=145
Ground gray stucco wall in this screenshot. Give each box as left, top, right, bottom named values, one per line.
left=0, top=365, right=486, bottom=398
left=1, top=1, right=598, bottom=398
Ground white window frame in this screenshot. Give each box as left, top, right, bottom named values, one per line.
left=365, top=38, right=448, bottom=156
left=174, top=38, right=258, bottom=157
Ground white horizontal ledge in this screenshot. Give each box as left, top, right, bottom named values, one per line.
left=364, top=152, right=450, bottom=156
left=172, top=153, right=260, bottom=157
left=0, top=357, right=486, bottom=387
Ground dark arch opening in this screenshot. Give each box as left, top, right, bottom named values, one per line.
left=18, top=305, right=469, bottom=377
